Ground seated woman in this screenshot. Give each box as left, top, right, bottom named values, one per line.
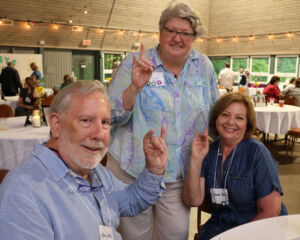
left=262, top=75, right=284, bottom=103
left=282, top=78, right=296, bottom=95
left=289, top=78, right=300, bottom=106
left=15, top=77, right=39, bottom=116
left=182, top=92, right=287, bottom=240
left=60, top=74, right=75, bottom=90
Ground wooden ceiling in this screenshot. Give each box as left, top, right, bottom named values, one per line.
left=0, top=0, right=210, bottom=52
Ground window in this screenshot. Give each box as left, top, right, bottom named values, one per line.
left=275, top=56, right=298, bottom=84
left=209, top=57, right=230, bottom=79
left=250, top=56, right=270, bottom=82
left=103, top=52, right=124, bottom=85
left=231, top=57, right=249, bottom=81
left=72, top=51, right=96, bottom=80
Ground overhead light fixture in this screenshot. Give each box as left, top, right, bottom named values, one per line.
left=68, top=16, right=73, bottom=24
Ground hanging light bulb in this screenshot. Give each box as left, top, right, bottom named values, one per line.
left=68, top=16, right=73, bottom=24
left=26, top=21, right=31, bottom=29
left=152, top=33, right=159, bottom=39
left=232, top=36, right=239, bottom=42
left=52, top=24, right=59, bottom=30
left=216, top=38, right=222, bottom=43
left=268, top=34, right=274, bottom=40
left=119, top=30, right=124, bottom=35
left=286, top=32, right=293, bottom=38
left=249, top=35, right=256, bottom=41
left=84, top=7, right=88, bottom=14
left=98, top=28, right=104, bottom=33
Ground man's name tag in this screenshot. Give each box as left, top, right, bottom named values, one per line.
left=25, top=97, right=31, bottom=103
left=99, top=225, right=114, bottom=240
left=148, top=72, right=165, bottom=87
left=210, top=188, right=229, bottom=206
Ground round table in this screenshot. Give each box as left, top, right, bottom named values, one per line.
left=211, top=214, right=300, bottom=240
left=255, top=104, right=300, bottom=134
left=0, top=116, right=50, bottom=169
left=0, top=96, right=19, bottom=111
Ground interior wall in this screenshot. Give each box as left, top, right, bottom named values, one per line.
left=208, top=0, right=300, bottom=56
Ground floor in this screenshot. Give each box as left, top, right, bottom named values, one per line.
left=188, top=134, right=300, bottom=240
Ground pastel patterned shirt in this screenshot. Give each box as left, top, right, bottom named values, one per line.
left=108, top=45, right=219, bottom=182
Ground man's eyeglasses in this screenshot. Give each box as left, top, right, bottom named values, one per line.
left=163, top=27, right=195, bottom=40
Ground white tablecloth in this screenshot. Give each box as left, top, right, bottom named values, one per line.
left=0, top=116, right=50, bottom=169
left=212, top=214, right=300, bottom=240
left=255, top=104, right=300, bottom=134
left=0, top=96, right=19, bottom=111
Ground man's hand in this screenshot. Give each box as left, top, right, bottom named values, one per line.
left=130, top=43, right=153, bottom=92
left=143, top=127, right=167, bottom=175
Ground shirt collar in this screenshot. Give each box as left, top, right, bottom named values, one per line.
left=149, top=44, right=199, bottom=69
left=33, top=144, right=70, bottom=182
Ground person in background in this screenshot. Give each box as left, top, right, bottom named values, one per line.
left=288, top=78, right=300, bottom=106
left=263, top=75, right=284, bottom=103
left=60, top=74, right=75, bottom=90
left=30, top=62, right=43, bottom=85
left=0, top=80, right=167, bottom=240
left=107, top=2, right=219, bottom=239
left=282, top=77, right=296, bottom=95
left=0, top=61, right=22, bottom=97
left=14, top=76, right=38, bottom=116
left=182, top=92, right=287, bottom=240
left=238, top=68, right=248, bottom=95
left=218, top=62, right=235, bottom=92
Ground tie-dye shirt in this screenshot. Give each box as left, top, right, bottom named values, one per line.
left=108, top=45, right=219, bottom=182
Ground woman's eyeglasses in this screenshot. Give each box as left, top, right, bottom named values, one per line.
left=163, top=27, right=195, bottom=40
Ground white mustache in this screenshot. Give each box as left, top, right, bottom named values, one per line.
left=81, top=141, right=105, bottom=150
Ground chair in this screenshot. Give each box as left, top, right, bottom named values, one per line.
left=284, top=94, right=298, bottom=106
left=0, top=169, right=9, bottom=183
left=283, top=95, right=300, bottom=157
left=0, top=104, right=14, bottom=117
left=41, top=94, right=55, bottom=107
left=194, top=201, right=212, bottom=240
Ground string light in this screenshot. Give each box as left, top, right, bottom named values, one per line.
left=52, top=24, right=59, bottom=30
left=286, top=32, right=294, bottom=38
left=248, top=35, right=256, bottom=41
left=1, top=17, right=300, bottom=45
left=152, top=33, right=159, bottom=39
left=232, top=37, right=239, bottom=42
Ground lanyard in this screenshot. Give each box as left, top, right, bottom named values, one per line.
left=48, top=147, right=112, bottom=226
left=213, top=143, right=237, bottom=189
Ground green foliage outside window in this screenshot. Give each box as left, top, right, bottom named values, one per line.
left=251, top=58, right=269, bottom=73
left=277, top=57, right=297, bottom=73
left=104, top=54, right=123, bottom=69
left=232, top=58, right=248, bottom=72
left=210, top=57, right=230, bottom=79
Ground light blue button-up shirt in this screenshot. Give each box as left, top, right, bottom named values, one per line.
left=0, top=144, right=165, bottom=240
left=108, top=45, right=219, bottom=182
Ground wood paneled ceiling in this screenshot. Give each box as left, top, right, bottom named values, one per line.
left=0, top=0, right=210, bottom=52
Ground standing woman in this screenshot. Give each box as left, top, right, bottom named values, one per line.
left=15, top=77, right=39, bottom=116
left=30, top=62, right=43, bottom=85
left=183, top=92, right=287, bottom=240
left=107, top=2, right=219, bottom=239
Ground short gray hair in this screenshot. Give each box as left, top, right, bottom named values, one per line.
left=159, top=2, right=205, bottom=38
left=50, top=80, right=108, bottom=115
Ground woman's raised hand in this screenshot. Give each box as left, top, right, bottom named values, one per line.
left=131, top=43, right=153, bottom=91
left=191, top=129, right=209, bottom=163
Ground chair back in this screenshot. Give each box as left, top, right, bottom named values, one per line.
left=0, top=169, right=9, bottom=183
left=0, top=104, right=14, bottom=117
left=284, top=95, right=298, bottom=106
left=41, top=95, right=55, bottom=107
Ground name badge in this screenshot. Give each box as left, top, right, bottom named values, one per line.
left=98, top=225, right=114, bottom=240
left=210, top=188, right=229, bottom=206
left=148, top=72, right=165, bottom=87
left=25, top=97, right=31, bottom=103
